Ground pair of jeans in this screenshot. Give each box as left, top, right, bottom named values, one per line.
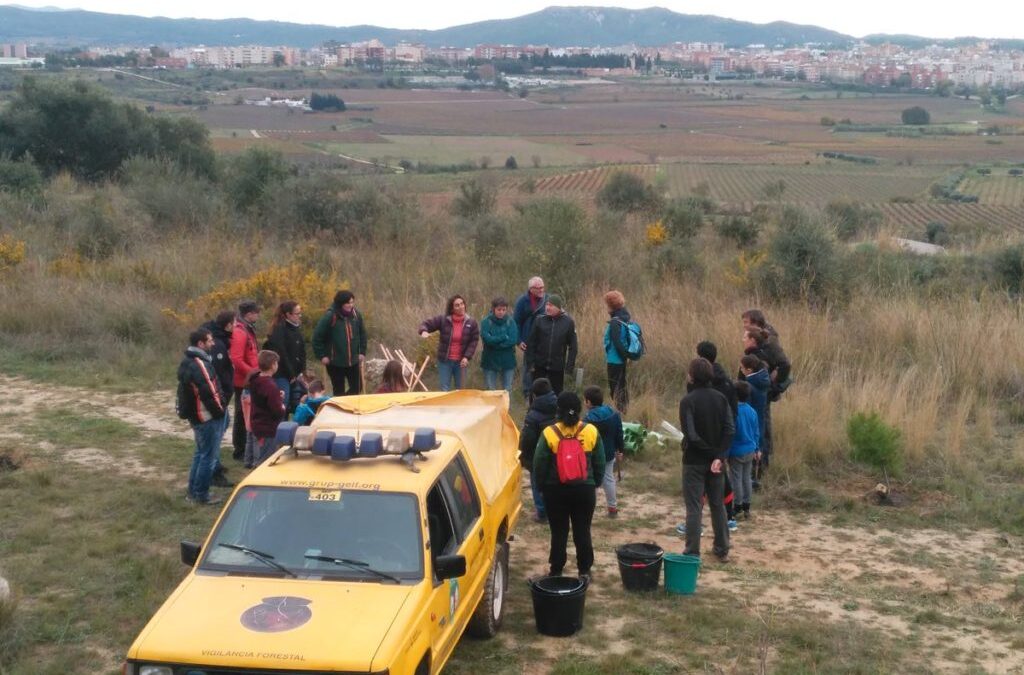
left=188, top=418, right=223, bottom=502
left=602, top=457, right=617, bottom=509
left=606, top=362, right=629, bottom=413
left=542, top=484, right=596, bottom=575
left=326, top=364, right=361, bottom=396
left=729, top=454, right=754, bottom=509
left=682, top=462, right=729, bottom=558
left=209, top=409, right=230, bottom=475
left=437, top=359, right=464, bottom=391
left=254, top=437, right=278, bottom=465
left=483, top=368, right=515, bottom=393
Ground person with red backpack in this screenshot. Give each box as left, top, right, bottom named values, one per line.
left=532, top=391, right=606, bottom=581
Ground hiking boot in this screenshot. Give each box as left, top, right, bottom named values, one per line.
left=232, top=450, right=244, bottom=461
left=675, top=523, right=703, bottom=537
left=607, top=507, right=619, bottom=518
left=714, top=552, right=731, bottom=564
left=211, top=472, right=235, bottom=488
left=728, top=519, right=738, bottom=532
left=193, top=495, right=223, bottom=506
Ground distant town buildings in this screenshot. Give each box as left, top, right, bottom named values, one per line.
left=1, top=43, right=28, bottom=58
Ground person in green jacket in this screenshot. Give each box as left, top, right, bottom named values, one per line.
left=533, top=391, right=605, bottom=580
left=311, top=290, right=368, bottom=396
left=480, top=296, right=519, bottom=394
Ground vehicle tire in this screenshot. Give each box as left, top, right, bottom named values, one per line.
left=466, top=541, right=508, bottom=638
left=414, top=653, right=430, bottom=675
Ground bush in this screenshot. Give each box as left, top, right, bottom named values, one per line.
left=759, top=206, right=837, bottom=301
left=597, top=170, right=663, bottom=213
left=71, top=193, right=136, bottom=261
left=265, top=172, right=353, bottom=235
left=925, top=221, right=950, bottom=246
left=847, top=411, right=904, bottom=476
left=309, top=92, right=345, bottom=111
left=990, top=243, right=1024, bottom=294
left=901, top=106, right=931, bottom=125
left=224, top=147, right=290, bottom=214
left=451, top=178, right=497, bottom=219
left=0, top=155, right=43, bottom=196
left=716, top=216, right=759, bottom=248
left=462, top=214, right=509, bottom=264
left=661, top=198, right=704, bottom=239
left=504, top=155, right=518, bottom=170
left=825, top=199, right=883, bottom=240
left=514, top=198, right=589, bottom=295
left=121, top=156, right=223, bottom=230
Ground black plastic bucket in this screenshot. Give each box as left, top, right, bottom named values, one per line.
left=615, top=543, right=664, bottom=592
left=530, top=575, right=588, bottom=637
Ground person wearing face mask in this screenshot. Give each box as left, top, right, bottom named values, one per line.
left=312, top=290, right=367, bottom=396
left=419, top=294, right=480, bottom=392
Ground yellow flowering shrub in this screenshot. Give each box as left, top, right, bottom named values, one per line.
left=645, top=220, right=668, bottom=246
left=724, top=250, right=767, bottom=289
left=0, top=235, right=26, bottom=272
left=164, top=264, right=346, bottom=326
left=49, top=251, right=89, bottom=278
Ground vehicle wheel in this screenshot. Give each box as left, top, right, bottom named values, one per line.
left=466, top=541, right=508, bottom=638
left=414, top=653, right=430, bottom=675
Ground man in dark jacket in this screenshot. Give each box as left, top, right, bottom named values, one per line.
left=177, top=329, right=226, bottom=506
left=678, top=358, right=735, bottom=562
left=519, top=378, right=557, bottom=521
left=513, top=276, right=547, bottom=398
left=527, top=295, right=578, bottom=395
left=201, top=311, right=236, bottom=488
left=266, top=301, right=306, bottom=412
left=697, top=341, right=738, bottom=417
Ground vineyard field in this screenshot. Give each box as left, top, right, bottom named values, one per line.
left=879, top=202, right=1024, bottom=233
left=527, top=163, right=943, bottom=205
left=959, top=175, right=1024, bottom=206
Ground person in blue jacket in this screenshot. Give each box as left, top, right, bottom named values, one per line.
left=513, top=276, right=547, bottom=398
left=293, top=379, right=331, bottom=425
left=584, top=385, right=625, bottom=518
left=602, top=290, right=632, bottom=413
left=728, top=381, right=760, bottom=520
left=480, top=297, right=519, bottom=395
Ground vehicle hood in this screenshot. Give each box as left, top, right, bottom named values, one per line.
left=129, top=573, right=413, bottom=670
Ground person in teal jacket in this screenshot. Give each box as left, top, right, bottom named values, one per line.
left=479, top=297, right=519, bottom=394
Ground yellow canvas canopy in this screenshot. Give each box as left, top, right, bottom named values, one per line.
left=314, top=390, right=520, bottom=503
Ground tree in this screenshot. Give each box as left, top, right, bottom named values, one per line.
left=309, top=92, right=346, bottom=112
left=901, top=106, right=930, bottom=125
left=272, top=52, right=286, bottom=67
left=451, top=178, right=497, bottom=219
left=504, top=155, right=518, bottom=170
left=225, top=147, right=291, bottom=214
left=0, top=78, right=215, bottom=181
left=761, top=179, right=787, bottom=204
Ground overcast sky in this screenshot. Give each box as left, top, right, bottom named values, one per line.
left=8, top=1, right=1024, bottom=40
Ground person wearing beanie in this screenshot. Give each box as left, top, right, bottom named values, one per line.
left=312, top=289, right=368, bottom=396
left=519, top=377, right=558, bottom=521
left=526, top=294, right=577, bottom=394
left=533, top=391, right=605, bottom=580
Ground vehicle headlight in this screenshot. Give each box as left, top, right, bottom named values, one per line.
left=139, top=667, right=173, bottom=675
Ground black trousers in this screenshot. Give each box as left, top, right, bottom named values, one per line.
left=607, top=362, right=628, bottom=413
left=542, top=484, right=596, bottom=575
left=327, top=364, right=361, bottom=396
left=532, top=367, right=565, bottom=394
left=231, top=386, right=246, bottom=458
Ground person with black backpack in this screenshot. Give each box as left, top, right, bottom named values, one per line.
left=533, top=392, right=606, bottom=581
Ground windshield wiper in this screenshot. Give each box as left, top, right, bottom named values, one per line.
left=218, top=542, right=297, bottom=578
left=304, top=554, right=402, bottom=584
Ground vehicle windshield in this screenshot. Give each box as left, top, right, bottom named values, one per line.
left=200, top=487, right=422, bottom=581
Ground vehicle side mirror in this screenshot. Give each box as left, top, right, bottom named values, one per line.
left=434, top=554, right=466, bottom=580
left=180, top=541, right=201, bottom=567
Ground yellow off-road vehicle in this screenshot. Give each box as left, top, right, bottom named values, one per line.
left=125, top=390, right=522, bottom=675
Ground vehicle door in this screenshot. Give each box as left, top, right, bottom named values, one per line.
left=425, top=478, right=461, bottom=665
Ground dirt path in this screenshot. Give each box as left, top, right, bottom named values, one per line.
left=2, top=372, right=1022, bottom=673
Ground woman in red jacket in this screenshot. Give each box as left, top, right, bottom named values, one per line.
left=229, top=300, right=260, bottom=461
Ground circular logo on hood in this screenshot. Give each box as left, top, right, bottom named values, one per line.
left=240, top=596, right=312, bottom=633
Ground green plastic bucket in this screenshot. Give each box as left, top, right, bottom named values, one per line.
left=663, top=554, right=701, bottom=595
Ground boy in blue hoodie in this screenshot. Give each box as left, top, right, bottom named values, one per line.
left=739, top=354, right=771, bottom=488
left=293, top=379, right=331, bottom=425
left=584, top=385, right=625, bottom=517
left=728, top=381, right=760, bottom=520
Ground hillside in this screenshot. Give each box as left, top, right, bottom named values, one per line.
left=0, top=4, right=854, bottom=48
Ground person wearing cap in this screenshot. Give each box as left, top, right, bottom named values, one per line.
left=532, top=391, right=605, bottom=580
left=513, top=276, right=548, bottom=398
left=526, top=294, right=577, bottom=395
left=312, top=289, right=368, bottom=396
left=229, top=300, right=260, bottom=461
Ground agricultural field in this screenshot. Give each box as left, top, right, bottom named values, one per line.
left=960, top=172, right=1024, bottom=206
left=879, top=202, right=1024, bottom=234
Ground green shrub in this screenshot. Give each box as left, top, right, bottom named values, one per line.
left=716, top=216, right=759, bottom=248
left=825, top=199, right=883, bottom=241
left=72, top=193, right=135, bottom=261
left=121, top=156, right=223, bottom=230
left=990, top=243, right=1024, bottom=294
left=925, top=221, right=950, bottom=246
left=661, top=198, right=704, bottom=239
left=224, top=147, right=290, bottom=214
left=847, top=411, right=904, bottom=476
left=759, top=206, right=837, bottom=301
left=901, top=106, right=930, bottom=125
left=451, top=178, right=497, bottom=219
left=515, top=198, right=589, bottom=295
left=597, top=170, right=663, bottom=213
left=0, top=155, right=43, bottom=196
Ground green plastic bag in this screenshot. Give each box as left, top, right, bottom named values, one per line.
left=622, top=422, right=648, bottom=455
